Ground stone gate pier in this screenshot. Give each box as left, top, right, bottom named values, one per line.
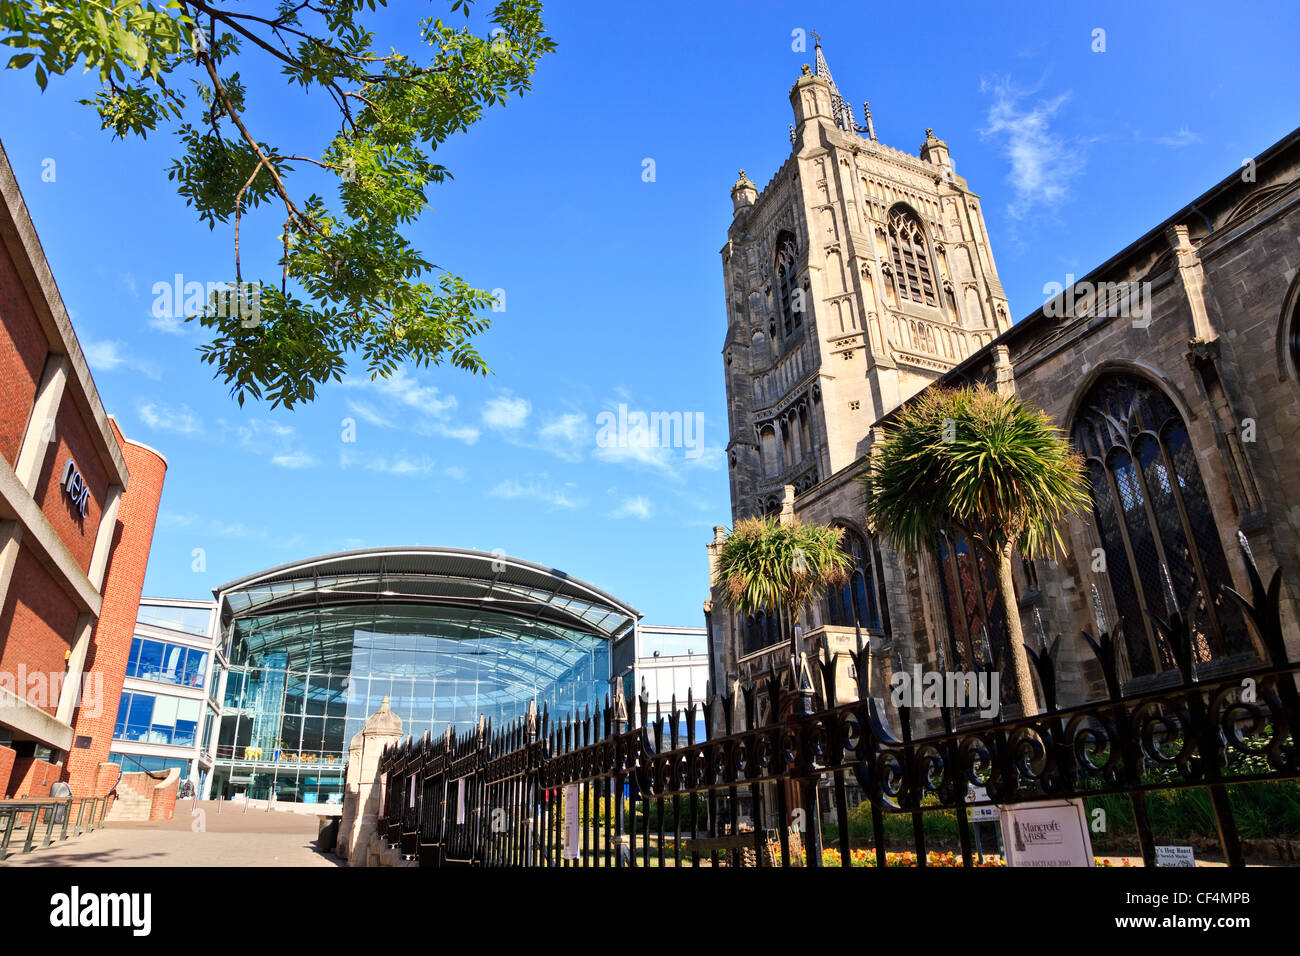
left=335, top=697, right=409, bottom=866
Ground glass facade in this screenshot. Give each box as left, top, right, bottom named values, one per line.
left=114, top=691, right=203, bottom=746
left=137, top=602, right=212, bottom=637
left=210, top=602, right=613, bottom=803
left=126, top=636, right=209, bottom=688
left=110, top=753, right=192, bottom=777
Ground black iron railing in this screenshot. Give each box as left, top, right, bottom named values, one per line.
left=374, top=542, right=1298, bottom=868
left=0, top=795, right=114, bottom=861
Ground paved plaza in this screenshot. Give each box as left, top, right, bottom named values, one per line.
left=1, top=802, right=340, bottom=867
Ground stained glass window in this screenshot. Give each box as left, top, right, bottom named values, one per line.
left=1072, top=374, right=1251, bottom=679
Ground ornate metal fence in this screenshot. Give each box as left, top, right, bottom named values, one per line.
left=375, top=545, right=1299, bottom=868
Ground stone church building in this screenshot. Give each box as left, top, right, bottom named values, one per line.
left=703, top=41, right=1300, bottom=727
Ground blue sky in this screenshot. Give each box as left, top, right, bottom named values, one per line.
left=1, top=1, right=1296, bottom=627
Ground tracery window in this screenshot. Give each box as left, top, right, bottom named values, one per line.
left=823, top=526, right=890, bottom=636
left=739, top=608, right=785, bottom=657
left=887, top=206, right=937, bottom=307
left=934, top=530, right=1005, bottom=669
left=1072, top=374, right=1251, bottom=679
left=775, top=233, right=801, bottom=336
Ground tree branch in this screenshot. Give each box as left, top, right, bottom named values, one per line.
left=198, top=49, right=316, bottom=234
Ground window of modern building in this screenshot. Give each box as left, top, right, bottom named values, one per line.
left=1072, top=373, right=1251, bottom=679
left=127, top=637, right=209, bottom=688
left=110, top=753, right=191, bottom=777
left=114, top=691, right=203, bottom=745
left=137, top=602, right=212, bottom=637
left=887, top=205, right=937, bottom=307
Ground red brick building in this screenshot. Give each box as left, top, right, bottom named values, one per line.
left=0, top=140, right=166, bottom=798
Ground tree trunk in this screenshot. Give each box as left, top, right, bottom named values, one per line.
left=994, top=547, right=1039, bottom=717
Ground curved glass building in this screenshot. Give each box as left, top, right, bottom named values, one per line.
left=207, top=548, right=638, bottom=803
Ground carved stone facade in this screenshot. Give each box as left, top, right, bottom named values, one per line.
left=708, top=43, right=1010, bottom=709
left=705, top=43, right=1300, bottom=730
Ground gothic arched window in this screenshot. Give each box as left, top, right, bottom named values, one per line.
left=1073, top=373, right=1251, bottom=680
left=775, top=233, right=801, bottom=336
left=887, top=206, right=937, bottom=307
left=823, top=526, right=891, bottom=636
left=759, top=424, right=779, bottom=476
left=934, top=529, right=1005, bottom=669
left=740, top=608, right=785, bottom=656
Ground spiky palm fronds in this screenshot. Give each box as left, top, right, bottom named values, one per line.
left=713, top=516, right=853, bottom=619
left=861, top=384, right=1090, bottom=716
left=862, top=384, right=1090, bottom=560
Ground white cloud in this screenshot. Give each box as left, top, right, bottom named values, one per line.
left=271, top=450, right=319, bottom=469
left=362, top=366, right=458, bottom=417
left=346, top=400, right=394, bottom=429
left=158, top=511, right=198, bottom=528
left=980, top=76, right=1084, bottom=219
left=84, top=340, right=161, bottom=380
left=535, top=413, right=589, bottom=462
left=220, top=418, right=317, bottom=468
left=340, top=366, right=484, bottom=443
left=482, top=393, right=531, bottom=431
left=225, top=419, right=294, bottom=455
left=1151, top=126, right=1201, bottom=149
left=593, top=440, right=725, bottom=478
left=610, top=495, right=653, bottom=520
left=160, top=513, right=306, bottom=549
left=489, top=476, right=583, bottom=510
left=138, top=401, right=203, bottom=436
left=366, top=453, right=437, bottom=476
left=417, top=421, right=481, bottom=444
left=147, top=312, right=188, bottom=335
left=443, top=465, right=468, bottom=482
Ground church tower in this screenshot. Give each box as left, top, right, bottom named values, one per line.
left=719, top=39, right=1011, bottom=522
left=707, top=39, right=1013, bottom=700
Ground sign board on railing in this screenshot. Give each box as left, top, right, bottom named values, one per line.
left=999, top=799, right=1094, bottom=867
left=966, top=784, right=998, bottom=822
left=1155, top=845, right=1195, bottom=867
left=562, top=784, right=580, bottom=860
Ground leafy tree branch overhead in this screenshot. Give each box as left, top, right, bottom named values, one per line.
left=1, top=0, right=556, bottom=407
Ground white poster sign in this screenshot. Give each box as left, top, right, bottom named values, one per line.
left=563, top=784, right=581, bottom=860
left=1000, top=799, right=1094, bottom=867
left=966, top=785, right=997, bottom=822
left=456, top=778, right=466, bottom=825
left=1155, top=845, right=1195, bottom=867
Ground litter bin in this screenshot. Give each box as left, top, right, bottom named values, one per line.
left=50, top=781, right=71, bottom=825
left=317, top=817, right=339, bottom=852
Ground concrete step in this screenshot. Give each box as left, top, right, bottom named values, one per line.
left=106, top=789, right=151, bottom=822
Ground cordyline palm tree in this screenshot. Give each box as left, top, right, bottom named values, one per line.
left=713, top=516, right=854, bottom=662
left=861, top=385, right=1090, bottom=716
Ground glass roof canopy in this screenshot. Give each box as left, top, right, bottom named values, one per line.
left=215, top=547, right=640, bottom=649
